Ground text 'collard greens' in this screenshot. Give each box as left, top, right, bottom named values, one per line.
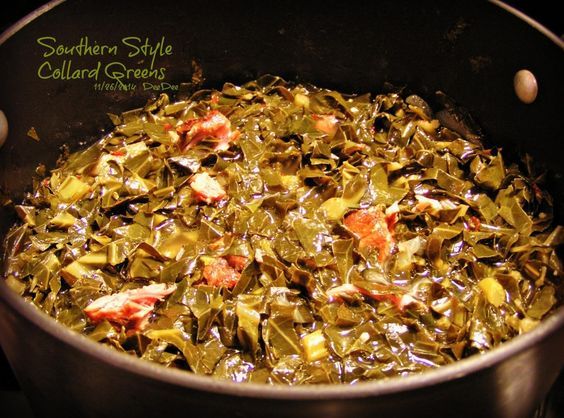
left=3, top=75, right=562, bottom=384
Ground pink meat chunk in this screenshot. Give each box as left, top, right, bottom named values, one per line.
left=177, top=110, right=240, bottom=151
left=189, top=172, right=227, bottom=204
left=312, top=114, right=339, bottom=138
left=203, top=257, right=240, bottom=289
left=344, top=208, right=395, bottom=262
left=84, top=283, right=176, bottom=331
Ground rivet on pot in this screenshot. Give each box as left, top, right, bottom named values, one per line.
left=514, top=69, right=538, bottom=104
left=0, top=110, right=8, bottom=148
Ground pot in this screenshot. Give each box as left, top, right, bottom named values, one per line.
left=0, top=1, right=562, bottom=417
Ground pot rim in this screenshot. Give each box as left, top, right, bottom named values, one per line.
left=1, top=278, right=563, bottom=399
left=1, top=0, right=562, bottom=50
left=0, top=0, right=563, bottom=401
left=490, top=0, right=564, bottom=49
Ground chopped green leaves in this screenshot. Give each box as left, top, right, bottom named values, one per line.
left=3, top=75, right=561, bottom=385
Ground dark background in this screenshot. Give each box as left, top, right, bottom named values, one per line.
left=1, top=0, right=562, bottom=37
left=0, top=0, right=562, bottom=417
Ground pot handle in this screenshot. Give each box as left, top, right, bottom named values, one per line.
left=0, top=347, right=19, bottom=390
left=0, top=110, right=7, bottom=149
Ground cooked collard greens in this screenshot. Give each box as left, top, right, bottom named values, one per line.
left=3, top=75, right=562, bottom=384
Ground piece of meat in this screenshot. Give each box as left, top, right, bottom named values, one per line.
left=177, top=110, right=240, bottom=151
left=326, top=283, right=362, bottom=302
left=385, top=203, right=399, bottom=232
left=326, top=283, right=401, bottom=308
left=358, top=234, right=394, bottom=262
left=189, top=172, right=226, bottom=204
left=312, top=114, right=339, bottom=138
left=326, top=283, right=428, bottom=314
left=203, top=257, right=240, bottom=289
left=84, top=283, right=176, bottom=331
left=344, top=207, right=395, bottom=262
left=357, top=285, right=401, bottom=307
left=224, top=255, right=249, bottom=272
left=414, top=195, right=443, bottom=214
left=467, top=216, right=481, bottom=231
left=344, top=209, right=380, bottom=238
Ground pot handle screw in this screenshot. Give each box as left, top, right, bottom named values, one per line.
left=0, top=110, right=7, bottom=148
left=514, top=69, right=538, bottom=104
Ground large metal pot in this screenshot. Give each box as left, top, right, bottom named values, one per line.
left=0, top=1, right=562, bottom=417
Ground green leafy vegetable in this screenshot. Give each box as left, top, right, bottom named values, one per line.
left=3, top=75, right=561, bottom=385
